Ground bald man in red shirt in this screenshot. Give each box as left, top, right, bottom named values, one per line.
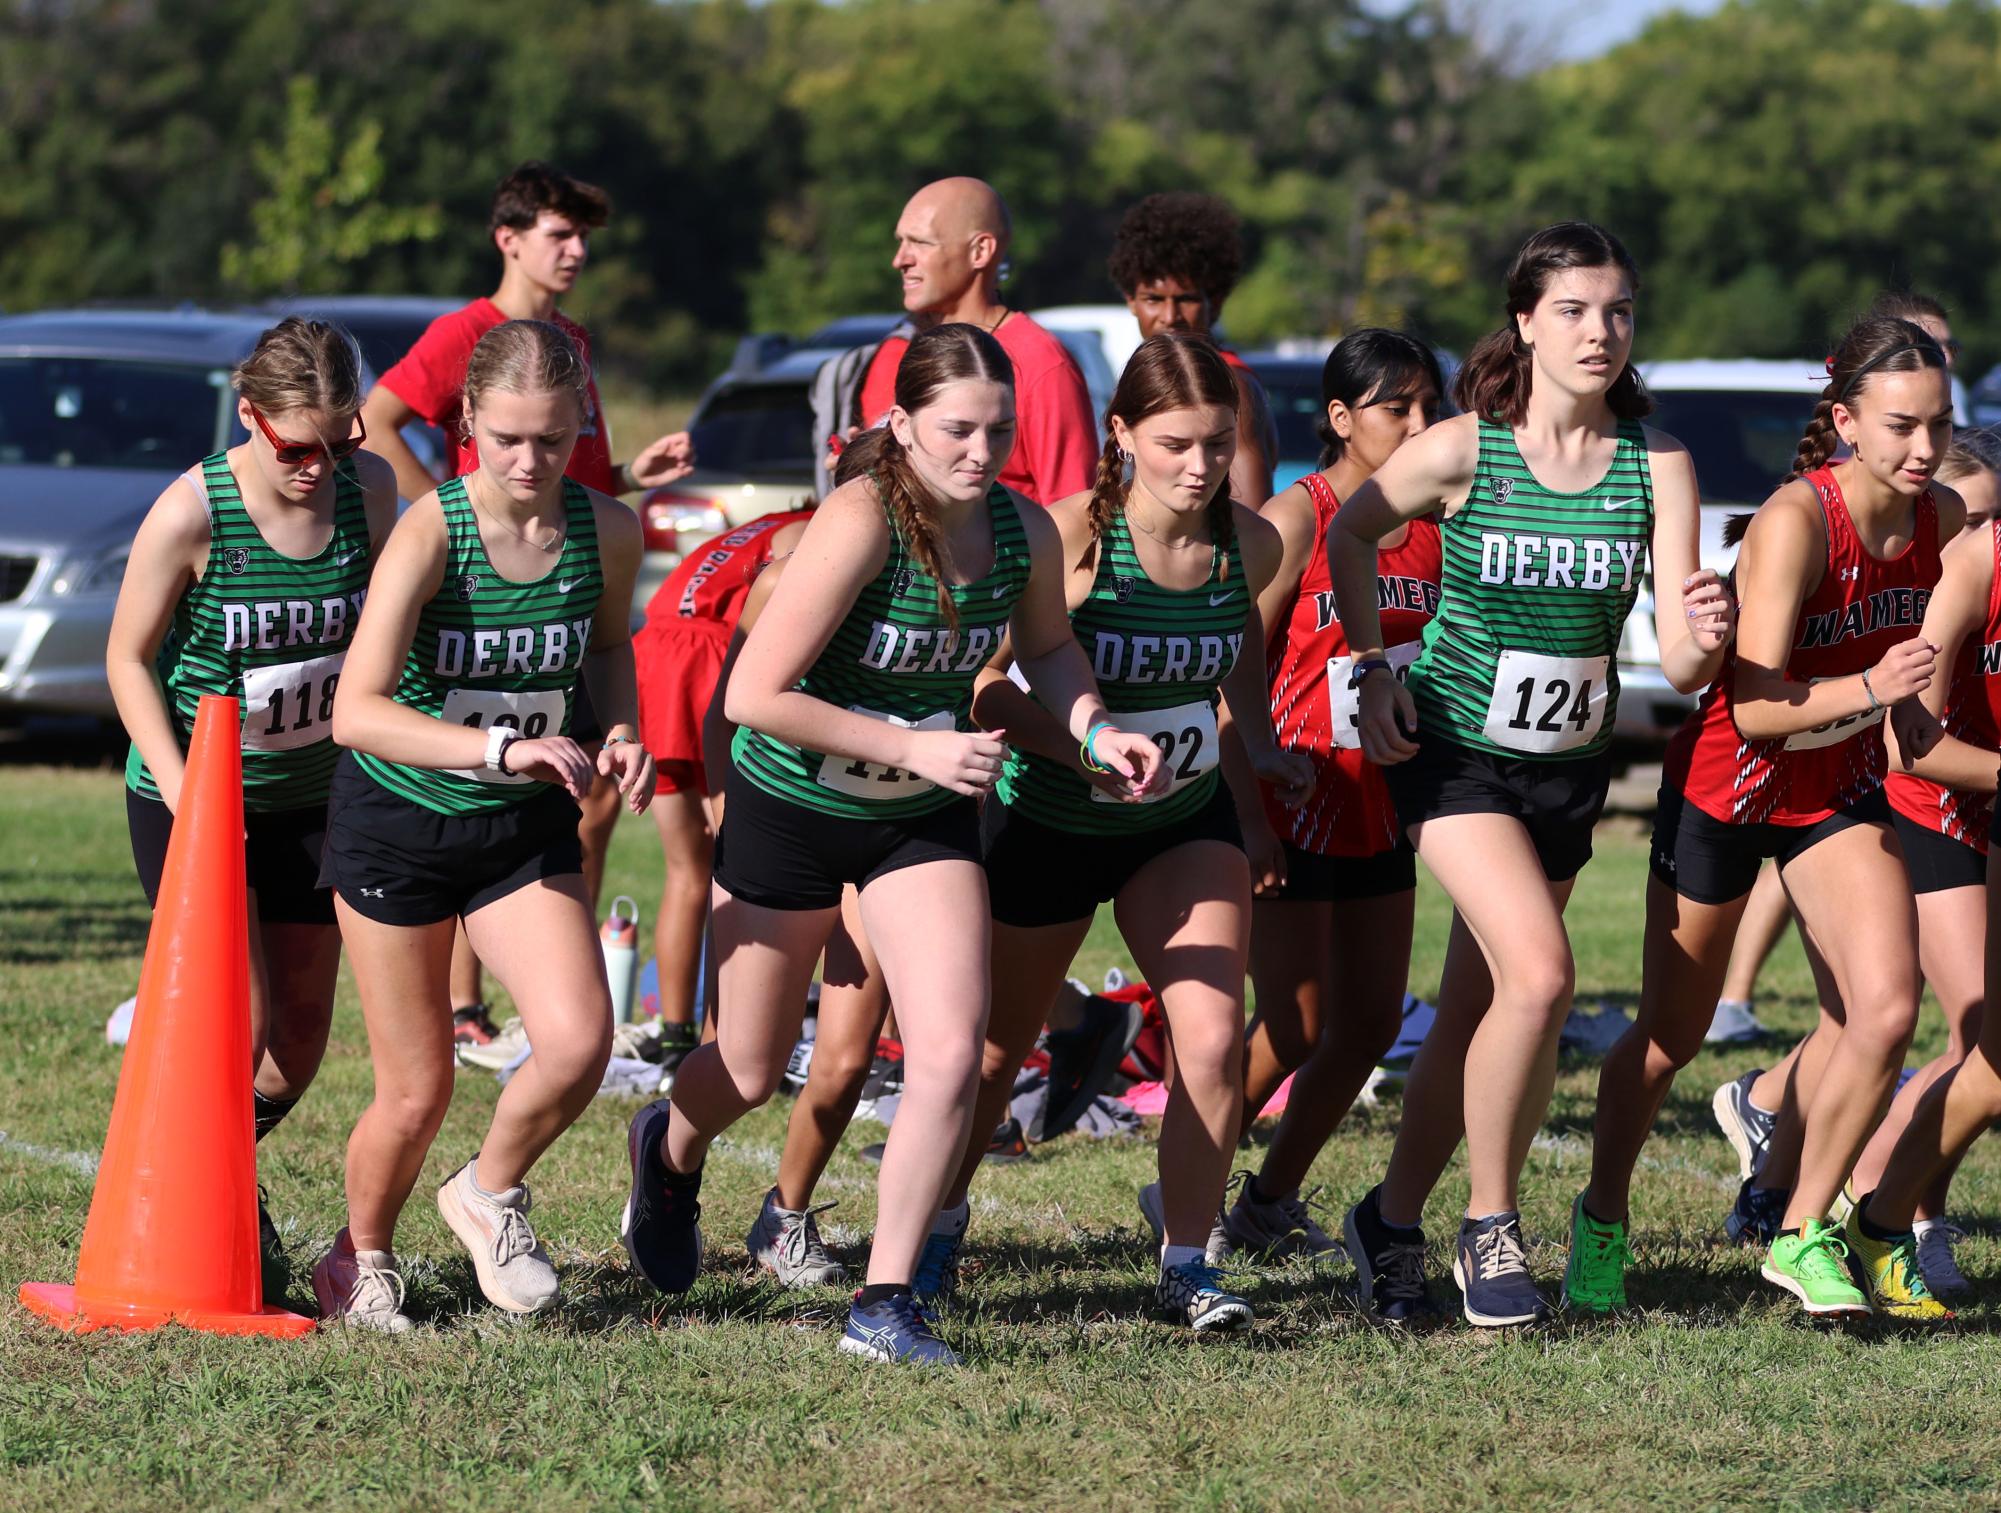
left=855, top=177, right=1097, bottom=506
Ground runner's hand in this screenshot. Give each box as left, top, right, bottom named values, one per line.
left=1870, top=638, right=1937, bottom=705
left=1090, top=727, right=1169, bottom=799
left=1682, top=569, right=1735, bottom=653
left=904, top=728, right=1010, bottom=797
left=1255, top=746, right=1316, bottom=809
left=502, top=736, right=595, bottom=798
left=627, top=431, right=697, bottom=490
left=597, top=739, right=657, bottom=814
left=1358, top=670, right=1419, bottom=765
left=1243, top=813, right=1288, bottom=897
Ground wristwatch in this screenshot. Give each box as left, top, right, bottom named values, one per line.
left=1349, top=656, right=1395, bottom=689
left=483, top=723, right=520, bottom=774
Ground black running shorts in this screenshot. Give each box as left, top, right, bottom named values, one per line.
left=712, top=765, right=982, bottom=913
left=127, top=789, right=334, bottom=926
left=317, top=753, right=584, bottom=926
left=1265, top=840, right=1417, bottom=902
left=1383, top=737, right=1612, bottom=883
left=1890, top=810, right=1986, bottom=895
left=981, top=781, right=1245, bottom=929
left=1649, top=783, right=1892, bottom=905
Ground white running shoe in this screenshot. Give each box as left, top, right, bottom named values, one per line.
left=455, top=1017, right=530, bottom=1071
left=436, top=1158, right=560, bottom=1314
left=312, top=1229, right=414, bottom=1333
left=745, top=1188, right=847, bottom=1288
left=1138, top=1180, right=1231, bottom=1264
left=105, top=995, right=136, bottom=1047
left=1915, top=1220, right=1972, bottom=1297
left=1705, top=999, right=1771, bottom=1045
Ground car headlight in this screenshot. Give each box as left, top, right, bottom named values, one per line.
left=640, top=493, right=728, bottom=555
left=49, top=544, right=130, bottom=598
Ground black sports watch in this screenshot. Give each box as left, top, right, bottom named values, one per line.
left=1349, top=656, right=1395, bottom=690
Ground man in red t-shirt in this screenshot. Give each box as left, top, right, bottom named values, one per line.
left=360, top=162, right=695, bottom=1046
left=1108, top=191, right=1275, bottom=507
left=362, top=162, right=694, bottom=506
left=854, top=177, right=1096, bottom=506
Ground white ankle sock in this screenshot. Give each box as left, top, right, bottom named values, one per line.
left=1161, top=1243, right=1206, bottom=1270
left=931, top=1200, right=970, bottom=1239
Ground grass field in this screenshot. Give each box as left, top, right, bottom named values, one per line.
left=4, top=762, right=2001, bottom=1510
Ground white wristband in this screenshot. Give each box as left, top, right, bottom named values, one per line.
left=484, top=723, right=519, bottom=773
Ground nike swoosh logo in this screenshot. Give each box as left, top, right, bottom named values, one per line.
left=335, top=548, right=363, bottom=566
left=557, top=579, right=578, bottom=593
left=1602, top=497, right=1644, bottom=511
left=991, top=584, right=1008, bottom=599
left=1208, top=591, right=1235, bottom=606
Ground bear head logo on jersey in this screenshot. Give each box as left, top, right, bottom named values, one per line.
left=891, top=567, right=915, bottom=599
left=457, top=574, right=481, bottom=601
left=225, top=548, right=250, bottom=575
left=1114, top=576, right=1135, bottom=604
left=1491, top=478, right=1515, bottom=507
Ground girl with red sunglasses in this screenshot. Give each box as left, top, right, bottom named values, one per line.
left=105, top=317, right=398, bottom=1298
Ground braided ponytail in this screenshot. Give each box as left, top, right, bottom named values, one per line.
left=1082, top=432, right=1124, bottom=570
left=1784, top=396, right=1841, bottom=485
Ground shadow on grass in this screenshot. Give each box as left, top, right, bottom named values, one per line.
left=0, top=872, right=149, bottom=964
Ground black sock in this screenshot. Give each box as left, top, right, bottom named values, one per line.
left=252, top=1090, right=300, bottom=1142
left=660, top=1156, right=702, bottom=1189
left=856, top=1282, right=911, bottom=1309
left=1855, top=1194, right=1898, bottom=1241
left=1244, top=1173, right=1271, bottom=1205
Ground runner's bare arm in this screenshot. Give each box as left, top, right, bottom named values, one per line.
left=1644, top=429, right=1734, bottom=692
left=104, top=476, right=209, bottom=813
left=359, top=383, right=445, bottom=508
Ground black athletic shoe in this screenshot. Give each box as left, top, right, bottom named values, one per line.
left=257, top=1186, right=290, bottom=1301
left=1453, top=1210, right=1552, bottom=1327
left=1343, top=1185, right=1438, bottom=1323
left=1725, top=1177, right=1790, bottom=1246
left=984, top=1116, right=1029, bottom=1163
left=621, top=1098, right=704, bottom=1295
left=1031, top=995, right=1144, bottom=1143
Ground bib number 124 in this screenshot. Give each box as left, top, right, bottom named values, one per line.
left=1481, top=650, right=1609, bottom=755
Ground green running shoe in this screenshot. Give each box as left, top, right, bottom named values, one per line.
left=1841, top=1205, right=1951, bottom=1323
left=1761, top=1219, right=1870, bottom=1317
left=1563, top=1193, right=1632, bottom=1314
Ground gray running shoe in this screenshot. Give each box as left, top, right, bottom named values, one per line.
left=1156, top=1258, right=1252, bottom=1332
left=1138, top=1180, right=1231, bottom=1264
left=1222, top=1173, right=1346, bottom=1261
left=745, top=1188, right=847, bottom=1288
left=312, top=1229, right=414, bottom=1333
left=1711, top=1069, right=1775, bottom=1181
left=436, top=1158, right=559, bottom=1314
left=1915, top=1221, right=1972, bottom=1297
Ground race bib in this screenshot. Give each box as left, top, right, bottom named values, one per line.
left=1327, top=642, right=1422, bottom=751
left=1092, top=698, right=1219, bottom=804
left=443, top=687, right=568, bottom=785
left=816, top=707, right=955, bottom=799
left=240, top=652, right=344, bottom=753
left=1783, top=677, right=1887, bottom=752
left=1482, top=650, right=1610, bottom=755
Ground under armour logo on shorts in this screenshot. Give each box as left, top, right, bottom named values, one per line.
left=226, top=548, right=250, bottom=575
left=1114, top=576, right=1135, bottom=604
left=359, top=887, right=386, bottom=898
left=1492, top=478, right=1515, bottom=506
left=458, top=575, right=481, bottom=601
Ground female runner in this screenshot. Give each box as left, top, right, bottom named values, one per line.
left=314, top=319, right=653, bottom=1329
left=106, top=317, right=395, bottom=1294
left=1331, top=222, right=1732, bottom=1327
left=619, top=323, right=1162, bottom=1366
left=1572, top=316, right=1958, bottom=1320
left=1223, top=329, right=1443, bottom=1260
left=915, top=332, right=1311, bottom=1332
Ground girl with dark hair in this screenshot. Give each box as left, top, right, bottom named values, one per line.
left=1330, top=222, right=1734, bottom=1327
left=315, top=319, right=655, bottom=1329
left=1221, top=329, right=1444, bottom=1259
left=914, top=330, right=1310, bottom=1333
left=1574, top=316, right=1961, bottom=1321
left=106, top=317, right=397, bottom=1300
left=620, top=322, right=1163, bottom=1366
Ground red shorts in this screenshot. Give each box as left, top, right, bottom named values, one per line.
left=654, top=758, right=706, bottom=797
left=635, top=618, right=729, bottom=769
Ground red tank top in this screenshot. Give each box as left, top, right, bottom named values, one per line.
left=1265, top=472, right=1442, bottom=856
left=1887, top=520, right=2001, bottom=849
left=1666, top=468, right=1940, bottom=827
left=642, top=509, right=814, bottom=635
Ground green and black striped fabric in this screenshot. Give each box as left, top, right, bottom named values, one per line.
left=1406, top=417, right=1652, bottom=759
left=730, top=484, right=1029, bottom=820
left=355, top=477, right=602, bottom=815
left=126, top=453, right=370, bottom=812
left=998, top=507, right=1245, bottom=835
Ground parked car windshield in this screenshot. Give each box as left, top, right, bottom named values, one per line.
left=1646, top=389, right=1817, bottom=505
left=1256, top=362, right=1327, bottom=472
left=688, top=384, right=817, bottom=480
left=0, top=356, right=230, bottom=469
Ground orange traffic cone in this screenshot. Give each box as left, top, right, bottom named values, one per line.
left=21, top=695, right=313, bottom=1337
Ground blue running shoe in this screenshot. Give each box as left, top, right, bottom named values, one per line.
left=1725, top=1178, right=1789, bottom=1246
left=1156, top=1258, right=1252, bottom=1332
left=621, top=1098, right=704, bottom=1295
left=839, top=1291, right=962, bottom=1366
left=1453, top=1211, right=1551, bottom=1327
left=913, top=1226, right=965, bottom=1309
left=1344, top=1185, right=1439, bottom=1323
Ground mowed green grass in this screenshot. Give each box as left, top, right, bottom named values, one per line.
left=4, top=764, right=2001, bottom=1511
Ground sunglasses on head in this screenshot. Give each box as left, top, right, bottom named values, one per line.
left=250, top=405, right=367, bottom=466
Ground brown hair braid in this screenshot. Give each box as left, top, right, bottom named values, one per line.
left=1090, top=331, right=1241, bottom=578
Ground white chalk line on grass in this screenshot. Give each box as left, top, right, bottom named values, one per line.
left=0, top=1130, right=98, bottom=1177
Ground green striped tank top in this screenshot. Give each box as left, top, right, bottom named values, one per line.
left=998, top=508, right=1245, bottom=835
left=730, top=483, right=1029, bottom=820
left=1406, top=418, right=1652, bottom=759
left=355, top=477, right=602, bottom=815
left=125, top=453, right=371, bottom=812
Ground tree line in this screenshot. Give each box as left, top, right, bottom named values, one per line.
left=3, top=0, right=1998, bottom=387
